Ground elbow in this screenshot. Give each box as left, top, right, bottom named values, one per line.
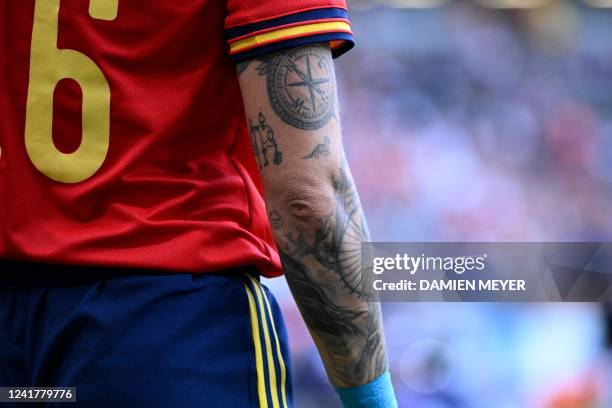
left=284, top=183, right=336, bottom=225
left=268, top=175, right=337, bottom=229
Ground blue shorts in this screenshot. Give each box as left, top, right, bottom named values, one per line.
left=0, top=262, right=293, bottom=407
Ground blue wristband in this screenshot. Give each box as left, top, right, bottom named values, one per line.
left=335, top=372, right=398, bottom=408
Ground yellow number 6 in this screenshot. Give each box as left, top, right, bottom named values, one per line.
left=25, top=0, right=118, bottom=183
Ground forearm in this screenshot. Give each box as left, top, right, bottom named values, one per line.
left=269, top=165, right=388, bottom=388
left=237, top=44, right=388, bottom=388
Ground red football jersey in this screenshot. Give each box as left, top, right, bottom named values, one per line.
left=0, top=0, right=353, bottom=276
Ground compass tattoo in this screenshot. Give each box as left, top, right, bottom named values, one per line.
left=256, top=45, right=335, bottom=130
left=249, top=112, right=283, bottom=169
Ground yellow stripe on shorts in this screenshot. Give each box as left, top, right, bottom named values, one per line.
left=245, top=275, right=289, bottom=408
left=258, top=280, right=289, bottom=408
left=244, top=281, right=269, bottom=408
left=247, top=275, right=281, bottom=408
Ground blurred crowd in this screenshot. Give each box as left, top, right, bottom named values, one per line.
left=265, top=2, right=612, bottom=407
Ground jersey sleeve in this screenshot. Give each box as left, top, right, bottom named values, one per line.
left=224, top=0, right=354, bottom=62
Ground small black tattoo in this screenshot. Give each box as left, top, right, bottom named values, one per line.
left=256, top=45, right=335, bottom=130
left=269, top=210, right=283, bottom=230
left=249, top=113, right=282, bottom=169
left=303, top=136, right=331, bottom=159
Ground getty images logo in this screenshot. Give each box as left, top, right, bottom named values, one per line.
left=372, top=253, right=488, bottom=275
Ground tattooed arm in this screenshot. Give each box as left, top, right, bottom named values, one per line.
left=237, top=44, right=389, bottom=388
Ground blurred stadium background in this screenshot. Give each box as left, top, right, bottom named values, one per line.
left=265, top=1, right=612, bottom=407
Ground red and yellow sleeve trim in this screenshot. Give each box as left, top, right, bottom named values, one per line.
left=225, top=8, right=354, bottom=62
